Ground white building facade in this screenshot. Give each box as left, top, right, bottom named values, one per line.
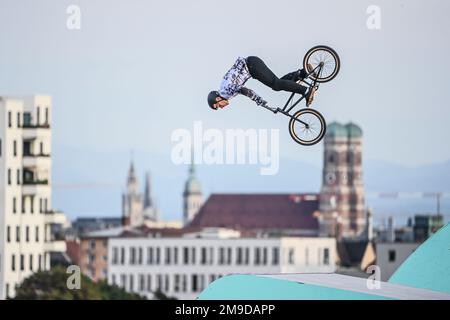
left=108, top=229, right=336, bottom=299
left=0, top=95, right=66, bottom=299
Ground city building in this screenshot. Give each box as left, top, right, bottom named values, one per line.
left=183, top=162, right=203, bottom=226
left=413, top=214, right=444, bottom=243
left=122, top=161, right=159, bottom=227
left=189, top=193, right=320, bottom=236
left=0, top=95, right=67, bottom=299
left=376, top=242, right=419, bottom=281
left=318, top=122, right=365, bottom=238
left=107, top=227, right=337, bottom=299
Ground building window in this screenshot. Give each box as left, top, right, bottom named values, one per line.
left=16, top=226, right=20, bottom=242
left=164, top=275, right=169, bottom=292
left=8, top=169, right=11, bottom=185
left=20, top=254, right=25, bottom=271
left=174, top=274, right=180, bottom=292
left=156, top=247, right=161, bottom=265
left=30, top=196, right=34, bottom=214
left=7, top=226, right=11, bottom=242
left=262, top=248, right=268, bottom=265
left=165, top=247, right=171, bottom=265
left=13, top=140, right=17, bottom=156
left=147, top=275, right=152, bottom=292
left=112, top=274, right=116, bottom=285
left=25, top=226, right=29, bottom=242
left=38, top=254, right=42, bottom=270
left=236, top=247, right=243, bottom=265
left=272, top=247, right=279, bottom=265
left=191, top=247, right=196, bottom=265
left=129, top=275, right=134, bottom=291
left=219, top=247, right=224, bottom=265
left=199, top=274, right=205, bottom=291
left=40, top=142, right=44, bottom=155
left=138, top=247, right=143, bottom=265
left=182, top=275, right=187, bottom=292
left=17, top=169, right=20, bottom=185
left=254, top=248, right=261, bottom=265
left=139, top=274, right=145, bottom=292
left=121, top=274, right=127, bottom=288
left=29, top=254, right=33, bottom=271
left=191, top=274, right=198, bottom=292
left=120, top=247, right=125, bottom=265
left=35, top=226, right=39, bottom=242
left=90, top=240, right=96, bottom=250
left=0, top=139, right=2, bottom=156
left=11, top=254, right=16, bottom=271
left=323, top=248, right=330, bottom=265
left=156, top=275, right=162, bottom=290
left=388, top=249, right=396, bottom=262
left=245, top=248, right=250, bottom=265
left=13, top=197, right=16, bottom=213
left=22, top=197, right=25, bottom=214
left=288, top=248, right=295, bottom=265
left=8, top=111, right=12, bottom=127
left=37, top=107, right=40, bottom=124
left=174, top=247, right=179, bottom=265
left=201, top=247, right=207, bottom=265
left=209, top=247, right=214, bottom=264
left=227, top=247, right=232, bottom=265
left=130, top=247, right=136, bottom=265
left=112, top=247, right=118, bottom=265
left=183, top=247, right=189, bottom=264
left=17, top=112, right=21, bottom=127
left=147, top=247, right=154, bottom=264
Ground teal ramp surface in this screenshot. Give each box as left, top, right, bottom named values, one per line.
left=389, top=223, right=450, bottom=294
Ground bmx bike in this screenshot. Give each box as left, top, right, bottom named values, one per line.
left=259, top=45, right=340, bottom=146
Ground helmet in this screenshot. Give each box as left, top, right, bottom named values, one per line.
left=207, top=91, right=221, bottom=109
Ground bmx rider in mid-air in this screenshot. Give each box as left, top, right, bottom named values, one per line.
left=207, top=56, right=317, bottom=110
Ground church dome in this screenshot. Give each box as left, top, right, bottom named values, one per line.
left=326, top=122, right=347, bottom=138
left=345, top=122, right=363, bottom=138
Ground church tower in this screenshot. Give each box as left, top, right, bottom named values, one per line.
left=122, top=160, right=143, bottom=227
left=143, top=172, right=159, bottom=221
left=183, top=162, right=203, bottom=226
left=319, top=122, right=365, bottom=238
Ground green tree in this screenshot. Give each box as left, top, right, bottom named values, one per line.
left=13, top=267, right=146, bottom=300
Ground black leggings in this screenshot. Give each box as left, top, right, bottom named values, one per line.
left=246, top=56, right=308, bottom=95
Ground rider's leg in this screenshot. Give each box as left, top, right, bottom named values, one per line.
left=280, top=69, right=308, bottom=81
left=246, top=56, right=308, bottom=95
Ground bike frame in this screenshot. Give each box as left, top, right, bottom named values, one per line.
left=259, top=63, right=323, bottom=126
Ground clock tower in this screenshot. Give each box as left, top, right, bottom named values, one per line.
left=319, top=122, right=364, bottom=238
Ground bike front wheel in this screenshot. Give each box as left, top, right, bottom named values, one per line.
left=303, top=45, right=340, bottom=83
left=288, top=108, right=326, bottom=146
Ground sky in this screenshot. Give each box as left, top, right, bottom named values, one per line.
left=1, top=0, right=450, bottom=221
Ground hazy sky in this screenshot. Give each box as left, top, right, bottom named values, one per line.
left=1, top=0, right=450, bottom=220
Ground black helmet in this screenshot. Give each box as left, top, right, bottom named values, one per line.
left=207, top=91, right=221, bottom=109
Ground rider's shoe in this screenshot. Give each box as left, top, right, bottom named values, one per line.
left=307, top=63, right=319, bottom=78
left=305, top=86, right=316, bottom=107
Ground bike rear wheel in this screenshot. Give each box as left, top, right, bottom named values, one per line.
left=288, top=108, right=326, bottom=146
left=303, top=45, right=340, bottom=83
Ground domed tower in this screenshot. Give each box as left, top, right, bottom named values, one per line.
left=183, top=162, right=203, bottom=226
left=319, top=122, right=365, bottom=238
left=122, top=160, right=143, bottom=227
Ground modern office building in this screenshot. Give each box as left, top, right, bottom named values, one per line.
left=0, top=95, right=67, bottom=299
left=107, top=227, right=336, bottom=299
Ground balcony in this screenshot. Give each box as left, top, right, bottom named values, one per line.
left=23, top=179, right=49, bottom=185
left=22, top=179, right=50, bottom=196
left=23, top=153, right=51, bottom=168
left=22, top=123, right=50, bottom=129
left=44, top=240, right=66, bottom=253
left=44, top=210, right=67, bottom=225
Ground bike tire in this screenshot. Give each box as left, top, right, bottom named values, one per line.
left=288, top=108, right=327, bottom=146
left=303, top=45, right=340, bottom=83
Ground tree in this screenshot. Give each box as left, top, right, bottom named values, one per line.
left=13, top=267, right=146, bottom=300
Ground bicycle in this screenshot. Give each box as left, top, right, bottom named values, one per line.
left=258, top=45, right=340, bottom=146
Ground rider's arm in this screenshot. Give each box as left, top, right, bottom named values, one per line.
left=239, top=87, right=267, bottom=106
